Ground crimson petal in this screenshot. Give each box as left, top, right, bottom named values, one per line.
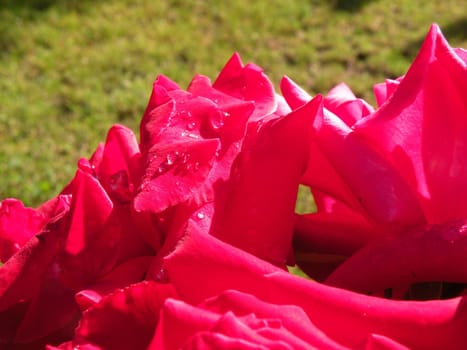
left=164, top=221, right=467, bottom=349
left=354, top=24, right=467, bottom=223
left=73, top=281, right=176, bottom=350
left=325, top=220, right=467, bottom=295
left=0, top=199, right=47, bottom=263
left=213, top=53, right=277, bottom=120
left=211, top=97, right=316, bottom=265
left=135, top=138, right=219, bottom=213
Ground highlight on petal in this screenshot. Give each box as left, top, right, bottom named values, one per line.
left=372, top=78, right=401, bottom=107
left=280, top=75, right=312, bottom=110
left=323, top=82, right=374, bottom=127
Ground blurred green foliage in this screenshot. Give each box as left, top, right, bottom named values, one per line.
left=0, top=0, right=466, bottom=206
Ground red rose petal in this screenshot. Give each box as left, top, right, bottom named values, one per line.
left=211, top=96, right=316, bottom=265
left=135, top=138, right=219, bottom=213
left=324, top=83, right=374, bottom=127
left=0, top=199, right=47, bottom=262
left=355, top=24, right=467, bottom=223
left=311, top=98, right=424, bottom=228
left=213, top=53, right=277, bottom=120
left=164, top=221, right=467, bottom=349
left=96, top=125, right=142, bottom=204
left=74, top=281, right=176, bottom=350
left=75, top=256, right=152, bottom=311
left=325, top=220, right=467, bottom=295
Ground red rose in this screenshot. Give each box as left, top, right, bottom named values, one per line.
left=0, top=126, right=155, bottom=347
left=289, top=24, right=467, bottom=282
left=0, top=23, right=465, bottom=350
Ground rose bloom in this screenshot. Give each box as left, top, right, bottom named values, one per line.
left=0, top=23, right=466, bottom=349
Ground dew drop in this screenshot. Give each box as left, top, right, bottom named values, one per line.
left=209, top=110, right=229, bottom=131
left=157, top=162, right=170, bottom=174
left=181, top=152, right=190, bottom=164
left=166, top=152, right=179, bottom=165
left=108, top=170, right=128, bottom=191
left=155, top=268, right=169, bottom=283
left=197, top=212, right=205, bottom=220
left=186, top=121, right=197, bottom=130
left=107, top=171, right=133, bottom=202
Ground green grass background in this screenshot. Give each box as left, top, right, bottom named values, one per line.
left=1, top=0, right=466, bottom=207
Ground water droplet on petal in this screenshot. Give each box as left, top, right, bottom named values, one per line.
left=187, top=121, right=197, bottom=130
left=166, top=152, right=179, bottom=165
left=155, top=268, right=169, bottom=283
left=157, top=162, right=170, bottom=174
left=181, top=152, right=190, bottom=164
left=197, top=212, right=205, bottom=220
left=108, top=170, right=132, bottom=203
left=209, top=110, right=229, bottom=131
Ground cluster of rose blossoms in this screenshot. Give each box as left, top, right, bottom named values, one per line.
left=1, top=24, right=466, bottom=349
